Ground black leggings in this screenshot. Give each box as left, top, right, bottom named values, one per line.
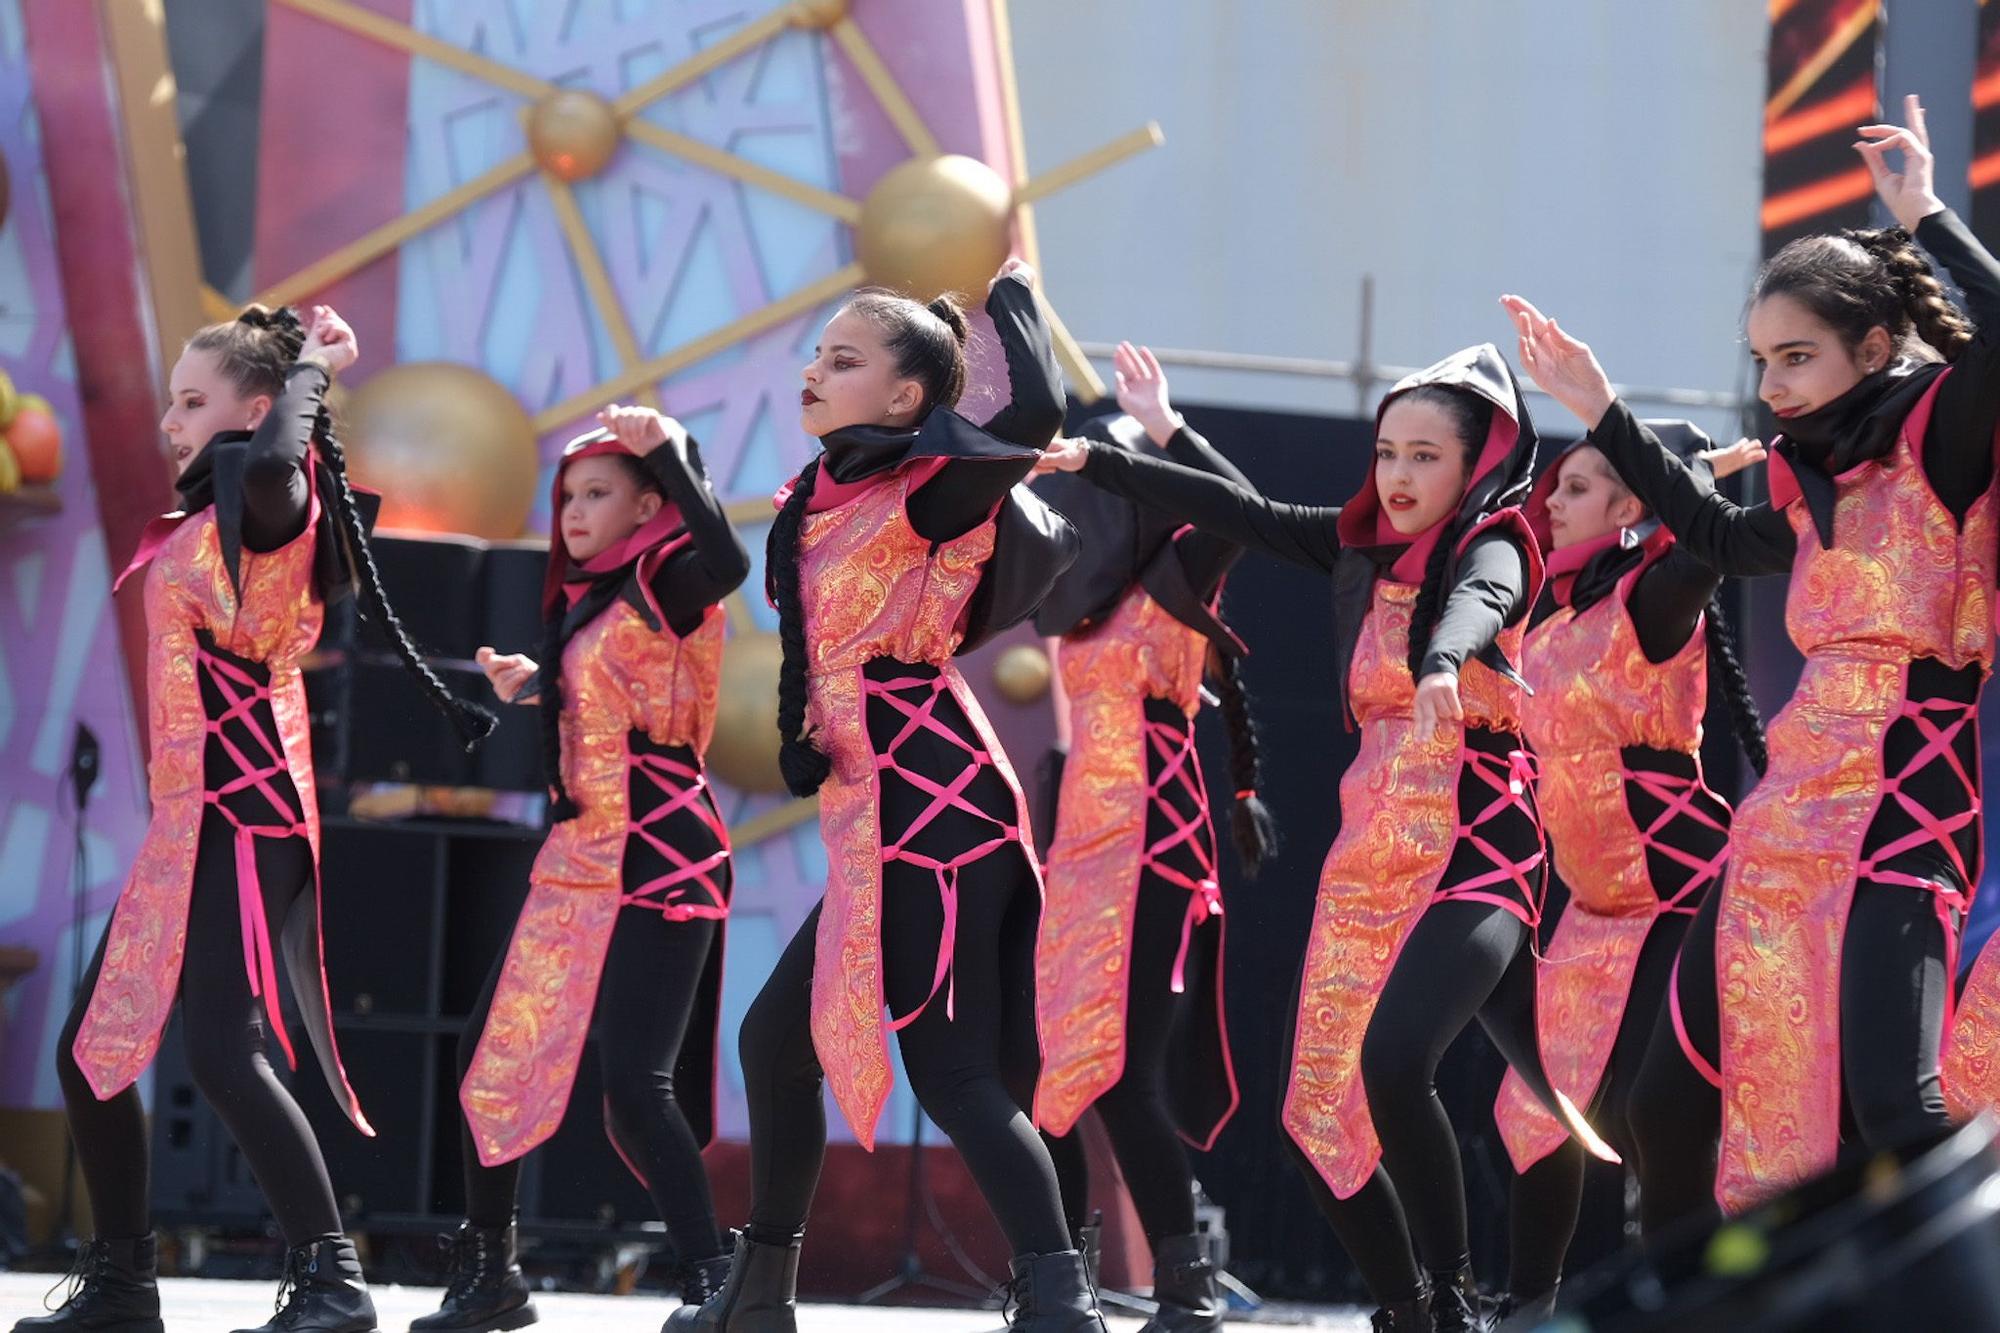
left=1503, top=910, right=1691, bottom=1295
left=57, top=812, right=342, bottom=1244
left=739, top=841, right=1063, bottom=1255
left=1282, top=898, right=1531, bottom=1305
left=457, top=905, right=724, bottom=1263
left=1041, top=876, right=1202, bottom=1247
left=1628, top=879, right=1952, bottom=1237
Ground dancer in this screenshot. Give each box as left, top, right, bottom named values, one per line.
left=19, top=305, right=494, bottom=1333
left=1488, top=427, right=1767, bottom=1319
left=1030, top=343, right=1275, bottom=1333
left=1040, top=343, right=1615, bottom=1333
left=1501, top=94, right=1999, bottom=1225
left=414, top=405, right=748, bottom=1332
left=670, top=259, right=1091, bottom=1332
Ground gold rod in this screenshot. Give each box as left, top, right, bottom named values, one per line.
left=622, top=120, right=862, bottom=221
left=826, top=16, right=941, bottom=159
left=611, top=8, right=793, bottom=116
left=1014, top=123, right=1163, bottom=206
left=728, top=794, right=820, bottom=847
left=276, top=0, right=553, bottom=100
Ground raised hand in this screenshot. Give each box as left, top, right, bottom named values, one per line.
left=1499, top=294, right=1616, bottom=429
left=1030, top=436, right=1090, bottom=476
left=1700, top=437, right=1768, bottom=481
left=1411, top=672, right=1463, bottom=743
left=1113, top=342, right=1182, bottom=446
left=475, top=646, right=537, bottom=704
left=299, top=304, right=359, bottom=376
left=596, top=403, right=687, bottom=457
left=1855, top=94, right=1946, bottom=234
left=991, top=256, right=1039, bottom=293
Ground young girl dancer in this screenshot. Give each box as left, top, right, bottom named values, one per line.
left=1502, top=94, right=2000, bottom=1224
left=18, top=305, right=493, bottom=1333
left=413, top=405, right=748, bottom=1331
left=670, top=260, right=1093, bottom=1332
left=1040, top=343, right=1613, bottom=1333
left=1489, top=428, right=1767, bottom=1319
left=1031, top=343, right=1274, bottom=1333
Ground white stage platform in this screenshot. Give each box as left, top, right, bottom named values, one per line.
left=0, top=1273, right=1370, bottom=1330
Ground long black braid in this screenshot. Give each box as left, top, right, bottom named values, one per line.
left=1210, top=650, right=1276, bottom=876
left=1700, top=593, right=1768, bottom=776
left=771, top=457, right=832, bottom=797
left=316, top=408, right=497, bottom=751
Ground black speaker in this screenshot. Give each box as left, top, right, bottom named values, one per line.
left=360, top=534, right=491, bottom=662
left=150, top=1014, right=273, bottom=1225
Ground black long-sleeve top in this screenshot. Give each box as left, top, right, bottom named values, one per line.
left=238, top=361, right=328, bottom=553
left=1155, top=424, right=1255, bottom=597
left=640, top=438, right=751, bottom=636
left=1587, top=207, right=2000, bottom=577
left=1077, top=440, right=1530, bottom=680
left=905, top=273, right=1065, bottom=543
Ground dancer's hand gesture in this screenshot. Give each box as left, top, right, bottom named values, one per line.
left=1412, top=672, right=1463, bottom=743
left=1856, top=94, right=1946, bottom=233
left=991, top=257, right=1039, bottom=293
left=1032, top=437, right=1090, bottom=476
left=1114, top=342, right=1183, bottom=446
left=597, top=403, right=688, bottom=458
left=475, top=646, right=537, bottom=704
left=1700, top=437, right=1767, bottom=481
left=299, top=305, right=359, bottom=376
left=1500, top=295, right=1616, bottom=430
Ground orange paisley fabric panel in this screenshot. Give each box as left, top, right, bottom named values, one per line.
left=797, top=472, right=1025, bottom=1148
left=1281, top=581, right=1521, bottom=1198
left=1944, top=936, right=2000, bottom=1121
left=1034, top=588, right=1208, bottom=1136
left=73, top=510, right=328, bottom=1102
left=461, top=594, right=729, bottom=1161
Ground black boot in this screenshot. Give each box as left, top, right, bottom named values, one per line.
left=661, top=1231, right=798, bottom=1332
left=1427, top=1265, right=1486, bottom=1333
left=410, top=1221, right=535, bottom=1332
left=666, top=1253, right=732, bottom=1323
left=1369, top=1291, right=1430, bottom=1333
left=1137, top=1233, right=1221, bottom=1332
left=12, top=1235, right=163, bottom=1333
left=1005, top=1251, right=1107, bottom=1331
left=231, top=1235, right=377, bottom=1333
left=1070, top=1213, right=1102, bottom=1298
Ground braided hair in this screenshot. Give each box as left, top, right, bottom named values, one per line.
left=1396, top=384, right=1495, bottom=678
left=1754, top=227, right=1975, bottom=365
left=189, top=304, right=497, bottom=752
left=769, top=291, right=974, bottom=798
left=1210, top=650, right=1276, bottom=875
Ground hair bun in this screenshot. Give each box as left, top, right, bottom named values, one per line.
left=926, top=294, right=971, bottom=348
left=236, top=303, right=307, bottom=359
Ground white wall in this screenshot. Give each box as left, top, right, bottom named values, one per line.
left=1008, top=0, right=1768, bottom=440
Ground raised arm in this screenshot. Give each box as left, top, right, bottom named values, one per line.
left=1858, top=96, right=2000, bottom=514
left=598, top=404, right=751, bottom=634
left=1501, top=295, right=1796, bottom=576
left=908, top=260, right=1063, bottom=542
left=1113, top=340, right=1252, bottom=591
left=242, top=305, right=355, bottom=551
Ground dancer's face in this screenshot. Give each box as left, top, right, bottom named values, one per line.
left=1374, top=397, right=1475, bottom=536
left=800, top=308, right=925, bottom=437
left=1747, top=293, right=1893, bottom=421
left=558, top=455, right=662, bottom=562
left=160, top=348, right=272, bottom=477
left=1543, top=447, right=1644, bottom=550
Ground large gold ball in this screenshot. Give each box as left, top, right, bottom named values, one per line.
left=528, top=90, right=621, bottom=182
left=344, top=363, right=540, bottom=539
left=786, top=0, right=847, bottom=28
left=708, top=632, right=786, bottom=793
left=856, top=154, right=1014, bottom=300
left=991, top=643, right=1052, bottom=705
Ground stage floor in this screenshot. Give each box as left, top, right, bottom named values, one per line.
left=0, top=1273, right=1370, bottom=1330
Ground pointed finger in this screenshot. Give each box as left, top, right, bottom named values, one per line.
left=1907, top=93, right=1928, bottom=145
left=1139, top=345, right=1164, bottom=382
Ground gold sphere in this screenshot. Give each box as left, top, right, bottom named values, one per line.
left=787, top=0, right=848, bottom=29
left=856, top=154, right=1014, bottom=300
left=991, top=642, right=1052, bottom=705
left=344, top=362, right=540, bottom=539
left=708, top=632, right=787, bottom=793
left=527, top=90, right=621, bottom=182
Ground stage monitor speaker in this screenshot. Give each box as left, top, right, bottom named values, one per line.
left=1548, top=1117, right=2000, bottom=1332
